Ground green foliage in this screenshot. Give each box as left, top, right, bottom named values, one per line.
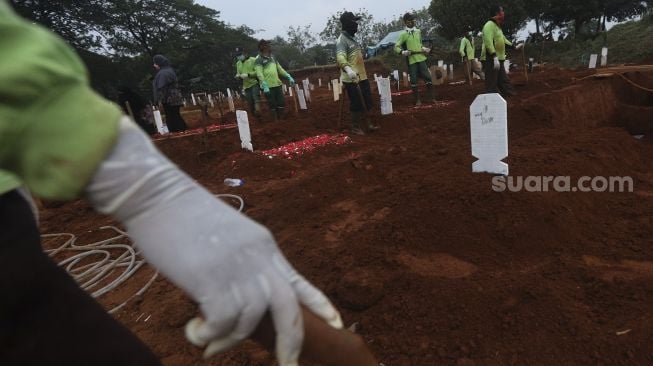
left=429, top=0, right=528, bottom=39
left=529, top=17, right=653, bottom=67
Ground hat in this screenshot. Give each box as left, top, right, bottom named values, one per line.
left=340, top=11, right=361, bottom=24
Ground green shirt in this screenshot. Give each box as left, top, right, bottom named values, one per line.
left=236, top=57, right=259, bottom=90
left=0, top=1, right=121, bottom=199
left=336, top=31, right=367, bottom=83
left=394, top=28, right=428, bottom=65
left=481, top=19, right=512, bottom=61
left=459, top=37, right=474, bottom=59
left=254, top=55, right=289, bottom=88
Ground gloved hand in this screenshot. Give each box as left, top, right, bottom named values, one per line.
left=421, top=46, right=431, bottom=54
left=401, top=50, right=411, bottom=56
left=515, top=42, right=524, bottom=50
left=235, top=74, right=241, bottom=79
left=344, top=66, right=358, bottom=82
left=286, top=75, right=295, bottom=86
left=261, top=81, right=270, bottom=94
left=462, top=56, right=468, bottom=62
left=240, top=73, right=249, bottom=80
left=492, top=55, right=500, bottom=71
left=86, top=117, right=343, bottom=365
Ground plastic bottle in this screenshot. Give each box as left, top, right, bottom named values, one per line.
left=223, top=178, right=244, bottom=187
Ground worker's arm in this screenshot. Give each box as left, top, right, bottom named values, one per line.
left=393, top=32, right=407, bottom=54
left=482, top=22, right=497, bottom=57
left=459, top=38, right=467, bottom=57
left=276, top=61, right=290, bottom=79
left=246, top=59, right=258, bottom=79
left=254, top=61, right=269, bottom=92
left=0, top=1, right=121, bottom=199
left=335, top=36, right=350, bottom=70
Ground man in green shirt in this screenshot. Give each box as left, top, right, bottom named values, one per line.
left=255, top=40, right=295, bottom=121
left=235, top=47, right=262, bottom=120
left=394, top=12, right=434, bottom=106
left=0, top=2, right=342, bottom=365
left=481, top=5, right=522, bottom=96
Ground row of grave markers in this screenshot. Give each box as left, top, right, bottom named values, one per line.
left=589, top=47, right=609, bottom=69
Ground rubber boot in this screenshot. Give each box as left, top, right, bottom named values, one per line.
left=350, top=111, right=365, bottom=135
left=426, top=83, right=435, bottom=103
left=411, top=86, right=421, bottom=106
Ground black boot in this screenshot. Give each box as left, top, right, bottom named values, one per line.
left=426, top=83, right=435, bottom=103
left=350, top=111, right=365, bottom=135
left=411, top=86, right=421, bottom=106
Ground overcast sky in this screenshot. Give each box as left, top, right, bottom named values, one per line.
left=196, top=0, right=429, bottom=40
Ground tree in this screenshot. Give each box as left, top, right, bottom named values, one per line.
left=429, top=0, right=528, bottom=39
left=286, top=25, right=317, bottom=53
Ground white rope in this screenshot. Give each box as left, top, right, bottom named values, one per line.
left=41, top=194, right=245, bottom=314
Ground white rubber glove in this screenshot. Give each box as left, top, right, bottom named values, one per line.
left=493, top=56, right=501, bottom=71
left=344, top=66, right=358, bottom=82
left=240, top=73, right=249, bottom=80
left=421, top=46, right=431, bottom=53
left=86, top=117, right=343, bottom=365
left=235, top=74, right=241, bottom=79
left=401, top=50, right=411, bottom=56
left=515, top=42, right=524, bottom=50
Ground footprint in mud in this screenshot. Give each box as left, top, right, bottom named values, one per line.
left=324, top=201, right=391, bottom=243
left=397, top=252, right=478, bottom=279
left=582, top=255, right=653, bottom=282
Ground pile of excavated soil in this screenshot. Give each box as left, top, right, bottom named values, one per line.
left=39, top=65, right=653, bottom=365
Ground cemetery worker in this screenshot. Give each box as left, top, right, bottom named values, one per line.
left=481, top=5, right=523, bottom=97
left=152, top=54, right=187, bottom=132
left=235, top=47, right=262, bottom=120
left=336, top=11, right=379, bottom=135
left=254, top=39, right=295, bottom=121
left=0, top=3, right=343, bottom=365
left=393, top=12, right=434, bottom=106
left=118, top=86, right=156, bottom=135
left=460, top=33, right=485, bottom=82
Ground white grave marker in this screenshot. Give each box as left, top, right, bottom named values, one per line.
left=601, top=47, right=608, bottom=67
left=282, top=84, right=288, bottom=94
left=236, top=110, right=253, bottom=152
left=377, top=77, right=393, bottom=115
left=289, top=87, right=293, bottom=97
left=298, top=89, right=308, bottom=110
left=319, top=78, right=322, bottom=87
left=403, top=72, right=409, bottom=88
left=328, top=82, right=332, bottom=91
left=191, top=93, right=197, bottom=105
left=208, top=95, right=214, bottom=108
left=470, top=93, right=508, bottom=175
left=302, top=79, right=311, bottom=102
left=504, top=60, right=510, bottom=74
left=449, top=64, right=454, bottom=79
left=392, top=70, right=399, bottom=80
left=152, top=107, right=169, bottom=134
left=438, top=60, right=444, bottom=67
left=332, top=79, right=339, bottom=101
left=589, top=54, right=598, bottom=69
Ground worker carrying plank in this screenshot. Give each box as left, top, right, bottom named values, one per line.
left=0, top=2, right=342, bottom=365
left=394, top=12, right=435, bottom=106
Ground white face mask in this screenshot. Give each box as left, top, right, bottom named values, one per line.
left=406, top=26, right=415, bottom=32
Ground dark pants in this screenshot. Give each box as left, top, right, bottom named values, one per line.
left=343, top=79, right=373, bottom=112
left=264, top=86, right=285, bottom=119
left=244, top=85, right=261, bottom=118
left=483, top=59, right=515, bottom=96
left=407, top=60, right=433, bottom=87
left=162, top=104, right=187, bottom=132
left=0, top=190, right=162, bottom=366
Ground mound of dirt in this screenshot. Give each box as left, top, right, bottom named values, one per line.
left=39, top=64, right=653, bottom=366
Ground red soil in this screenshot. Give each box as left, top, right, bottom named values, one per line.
left=39, top=64, right=653, bottom=365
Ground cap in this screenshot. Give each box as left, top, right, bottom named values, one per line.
left=340, top=11, right=361, bottom=23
